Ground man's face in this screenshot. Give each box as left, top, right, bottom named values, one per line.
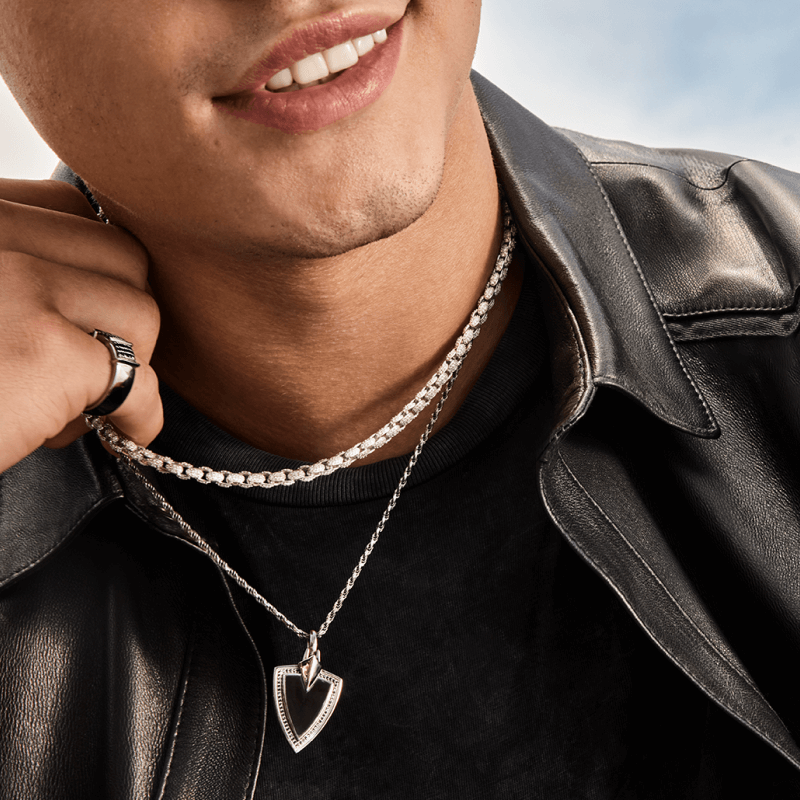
left=0, top=0, right=482, bottom=260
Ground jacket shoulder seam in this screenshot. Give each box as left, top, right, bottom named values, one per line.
left=587, top=158, right=751, bottom=191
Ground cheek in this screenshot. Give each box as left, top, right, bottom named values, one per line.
left=0, top=0, right=225, bottom=179
left=0, top=0, right=130, bottom=144
left=403, top=0, right=481, bottom=121
left=0, top=4, right=82, bottom=128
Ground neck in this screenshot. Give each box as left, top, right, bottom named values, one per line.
left=119, top=90, right=523, bottom=462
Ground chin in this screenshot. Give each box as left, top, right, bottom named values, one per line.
left=229, top=161, right=445, bottom=261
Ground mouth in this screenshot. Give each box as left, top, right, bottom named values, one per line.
left=213, top=11, right=406, bottom=133
left=265, top=27, right=389, bottom=94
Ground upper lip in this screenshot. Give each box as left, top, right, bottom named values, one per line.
left=219, top=9, right=404, bottom=96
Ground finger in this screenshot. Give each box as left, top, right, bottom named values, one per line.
left=0, top=311, right=159, bottom=470
left=0, top=197, right=149, bottom=290
left=44, top=361, right=164, bottom=452
left=103, top=361, right=164, bottom=447
left=58, top=269, right=160, bottom=362
left=43, top=421, right=144, bottom=463
left=4, top=253, right=160, bottom=362
left=0, top=179, right=98, bottom=220
left=78, top=326, right=163, bottom=447
left=42, top=416, right=96, bottom=449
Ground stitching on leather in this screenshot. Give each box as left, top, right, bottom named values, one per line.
left=155, top=626, right=196, bottom=800
left=586, top=158, right=750, bottom=192
left=130, top=494, right=265, bottom=800
left=663, top=298, right=796, bottom=318
left=587, top=155, right=795, bottom=320
left=546, top=256, right=588, bottom=410
left=564, top=139, right=717, bottom=432
left=557, top=452, right=764, bottom=695
left=542, top=456, right=799, bottom=767
left=129, top=488, right=266, bottom=800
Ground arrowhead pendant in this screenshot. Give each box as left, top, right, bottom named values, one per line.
left=273, top=632, right=343, bottom=753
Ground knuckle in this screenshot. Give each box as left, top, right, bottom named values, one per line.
left=0, top=263, right=53, bottom=328
left=0, top=248, right=23, bottom=283
left=105, top=226, right=150, bottom=283
left=129, top=289, right=161, bottom=342
left=0, top=252, right=62, bottom=315
left=137, top=364, right=161, bottom=402
left=20, top=313, right=73, bottom=366
left=0, top=315, right=81, bottom=428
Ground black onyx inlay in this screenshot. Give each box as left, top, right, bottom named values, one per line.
left=284, top=674, right=332, bottom=738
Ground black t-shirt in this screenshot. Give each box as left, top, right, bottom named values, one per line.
left=148, top=267, right=800, bottom=798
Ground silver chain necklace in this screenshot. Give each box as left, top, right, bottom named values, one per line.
left=104, top=202, right=516, bottom=753
left=87, top=203, right=517, bottom=489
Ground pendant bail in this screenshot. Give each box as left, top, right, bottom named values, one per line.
left=299, top=630, right=323, bottom=691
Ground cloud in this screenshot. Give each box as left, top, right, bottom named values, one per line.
left=473, top=0, right=800, bottom=170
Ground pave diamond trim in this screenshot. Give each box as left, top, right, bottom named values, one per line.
left=273, top=666, right=343, bottom=753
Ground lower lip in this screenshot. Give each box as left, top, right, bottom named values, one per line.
left=215, top=19, right=405, bottom=134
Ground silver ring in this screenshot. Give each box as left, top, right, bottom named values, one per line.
left=83, top=330, right=140, bottom=416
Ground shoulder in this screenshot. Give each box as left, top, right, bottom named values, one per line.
left=558, top=128, right=800, bottom=336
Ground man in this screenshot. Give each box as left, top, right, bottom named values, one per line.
left=1, top=0, right=800, bottom=797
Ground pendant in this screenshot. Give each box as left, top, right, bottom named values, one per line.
left=273, top=631, right=343, bottom=753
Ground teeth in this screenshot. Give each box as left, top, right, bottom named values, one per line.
left=266, top=67, right=293, bottom=91
left=266, top=28, right=389, bottom=92
left=323, top=40, right=359, bottom=73
left=352, top=35, right=375, bottom=57
left=290, top=52, right=329, bottom=86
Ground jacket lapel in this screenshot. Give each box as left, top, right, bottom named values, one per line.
left=472, top=72, right=800, bottom=767
left=542, top=430, right=800, bottom=769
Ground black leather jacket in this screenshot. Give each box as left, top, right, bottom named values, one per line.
left=2, top=72, right=800, bottom=797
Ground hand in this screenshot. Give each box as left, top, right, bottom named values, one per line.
left=0, top=178, right=162, bottom=474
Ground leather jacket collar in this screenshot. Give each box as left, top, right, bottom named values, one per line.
left=0, top=71, right=725, bottom=589
left=473, top=71, right=718, bottom=440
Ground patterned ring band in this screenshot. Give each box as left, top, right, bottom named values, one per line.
left=83, top=330, right=141, bottom=416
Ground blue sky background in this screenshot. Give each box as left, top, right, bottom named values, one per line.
left=473, top=0, right=800, bottom=170
left=2, top=0, right=799, bottom=178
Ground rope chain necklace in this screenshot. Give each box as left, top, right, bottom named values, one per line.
left=126, top=368, right=457, bottom=752
left=97, top=202, right=517, bottom=753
